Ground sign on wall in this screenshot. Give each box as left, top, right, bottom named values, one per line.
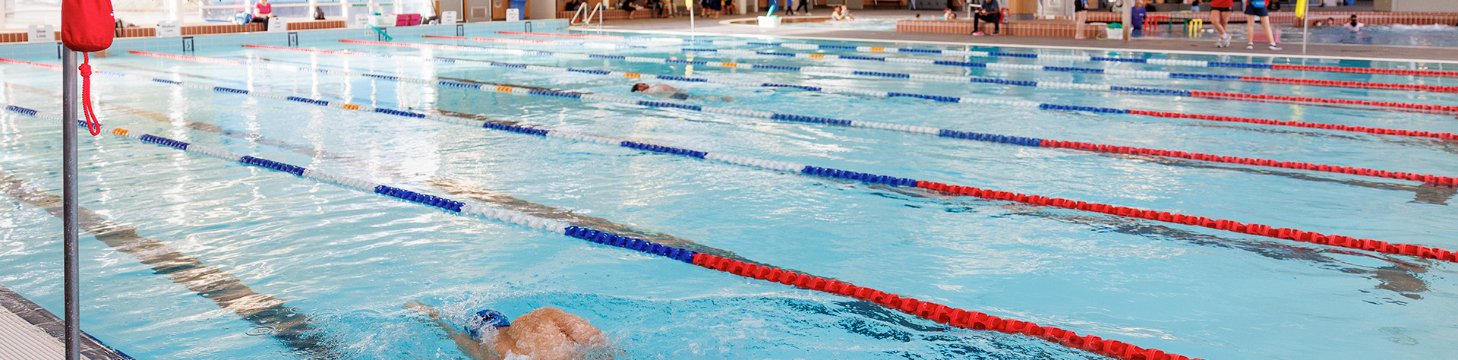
left=443, top=11, right=458, bottom=24
left=268, top=18, right=288, bottom=32
left=157, top=21, right=181, bottom=37
left=506, top=8, right=520, bottom=21
left=28, top=25, right=54, bottom=43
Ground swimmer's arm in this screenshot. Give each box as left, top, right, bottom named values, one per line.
left=406, top=302, right=496, bottom=359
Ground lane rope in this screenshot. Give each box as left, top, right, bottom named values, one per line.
left=244, top=44, right=1458, bottom=142
left=176, top=49, right=1458, bottom=187
left=508, top=30, right=1458, bottom=79
left=471, top=35, right=1458, bottom=94
left=367, top=38, right=1458, bottom=114
left=10, top=102, right=1198, bottom=360
left=31, top=53, right=1454, bottom=265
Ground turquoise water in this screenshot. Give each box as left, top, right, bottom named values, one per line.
left=1, top=26, right=1457, bottom=359
left=1152, top=23, right=1458, bottom=47
left=776, top=17, right=902, bottom=30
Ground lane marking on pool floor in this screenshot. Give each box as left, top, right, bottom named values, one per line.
left=572, top=27, right=1458, bottom=68
left=70, top=87, right=769, bottom=267
left=0, top=162, right=339, bottom=358
left=17, top=59, right=1452, bottom=265
left=465, top=33, right=1458, bottom=94
left=34, top=78, right=1425, bottom=357
left=146, top=49, right=1458, bottom=187
left=241, top=43, right=1458, bottom=142
left=3, top=104, right=1197, bottom=360
left=357, top=38, right=1458, bottom=114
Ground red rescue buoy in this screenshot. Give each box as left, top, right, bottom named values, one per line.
left=60, top=0, right=115, bottom=136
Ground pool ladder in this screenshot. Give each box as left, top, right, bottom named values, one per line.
left=571, top=2, right=607, bottom=31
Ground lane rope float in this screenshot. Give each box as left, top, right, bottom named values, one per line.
left=514, top=30, right=1458, bottom=79
left=22, top=55, right=1453, bottom=265
left=357, top=38, right=1458, bottom=114
left=10, top=103, right=1198, bottom=360
left=243, top=44, right=1458, bottom=142
left=161, top=50, right=1458, bottom=187
left=466, top=35, right=1458, bottom=94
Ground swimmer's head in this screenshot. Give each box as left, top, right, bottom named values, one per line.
left=464, top=309, right=511, bottom=340
left=631, top=83, right=649, bottom=92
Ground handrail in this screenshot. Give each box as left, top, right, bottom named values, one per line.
left=576, top=3, right=607, bottom=26
left=569, top=4, right=588, bottom=24
left=594, top=3, right=606, bottom=30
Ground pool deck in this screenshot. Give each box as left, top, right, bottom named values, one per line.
left=0, top=284, right=131, bottom=360
left=574, top=10, right=1458, bottom=64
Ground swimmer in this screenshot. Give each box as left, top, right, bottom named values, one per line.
left=1345, top=14, right=1364, bottom=32
left=630, top=82, right=732, bottom=101
left=406, top=302, right=610, bottom=360
left=831, top=5, right=854, bottom=21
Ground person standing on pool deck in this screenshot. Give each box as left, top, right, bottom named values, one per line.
left=407, top=302, right=610, bottom=360
left=1243, top=0, right=1280, bottom=50
left=1208, top=0, right=1233, bottom=47
left=1073, top=0, right=1088, bottom=39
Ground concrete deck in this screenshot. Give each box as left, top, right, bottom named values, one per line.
left=573, top=9, right=1458, bottom=64
left=0, top=284, right=132, bottom=360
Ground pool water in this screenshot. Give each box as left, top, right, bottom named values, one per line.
left=1146, top=23, right=1458, bottom=47
left=1, top=24, right=1457, bottom=359
left=775, top=17, right=902, bottom=31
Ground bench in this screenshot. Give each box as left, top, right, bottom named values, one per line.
left=181, top=23, right=267, bottom=36
left=116, top=27, right=158, bottom=38
left=1087, top=10, right=1458, bottom=27
left=0, top=32, right=30, bottom=43
left=897, top=19, right=1101, bottom=38
left=287, top=19, right=348, bottom=30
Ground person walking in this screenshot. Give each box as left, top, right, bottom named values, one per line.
left=1243, top=0, right=1280, bottom=50
left=1073, top=0, right=1088, bottom=39
left=1208, top=0, right=1233, bottom=47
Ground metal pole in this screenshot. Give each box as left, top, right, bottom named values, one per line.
left=61, top=48, right=81, bottom=360
left=1301, top=0, right=1309, bottom=54
left=1121, top=0, right=1130, bottom=43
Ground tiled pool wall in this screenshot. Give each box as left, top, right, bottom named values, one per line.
left=0, top=20, right=568, bottom=61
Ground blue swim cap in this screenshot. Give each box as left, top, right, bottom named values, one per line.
left=464, top=309, right=511, bottom=340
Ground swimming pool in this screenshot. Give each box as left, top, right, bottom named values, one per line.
left=1153, top=23, right=1458, bottom=47
left=774, top=17, right=902, bottom=31
left=2, top=22, right=1456, bottom=359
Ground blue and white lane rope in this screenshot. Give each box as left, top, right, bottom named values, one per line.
left=422, top=36, right=1177, bottom=80
left=16, top=55, right=1455, bottom=261
left=86, top=125, right=700, bottom=262
left=9, top=103, right=1198, bottom=360
left=14, top=106, right=699, bottom=264
left=130, top=51, right=1458, bottom=185
left=15, top=73, right=1453, bottom=265
left=425, top=36, right=1458, bottom=94
left=342, top=40, right=1458, bottom=112
left=102, top=53, right=1458, bottom=190
left=539, top=30, right=1458, bottom=78
left=497, top=31, right=1230, bottom=68
left=240, top=45, right=1458, bottom=141
left=346, top=40, right=1196, bottom=95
